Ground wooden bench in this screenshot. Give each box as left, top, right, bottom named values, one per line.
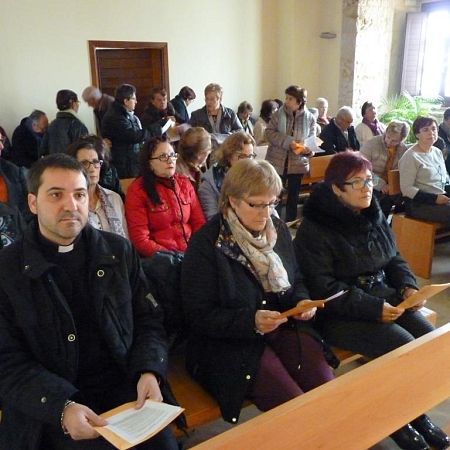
left=191, top=322, right=450, bottom=449
left=300, top=154, right=334, bottom=195
left=119, top=177, right=135, bottom=195
left=168, top=307, right=436, bottom=436
left=388, top=170, right=450, bottom=279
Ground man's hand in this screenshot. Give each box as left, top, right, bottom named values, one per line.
left=62, top=403, right=108, bottom=440
left=135, top=373, right=163, bottom=410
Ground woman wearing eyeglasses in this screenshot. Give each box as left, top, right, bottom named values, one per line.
left=181, top=158, right=335, bottom=424
left=294, top=152, right=449, bottom=450
left=125, top=136, right=205, bottom=257
left=66, top=139, right=128, bottom=238
left=198, top=131, right=256, bottom=220
left=399, top=116, right=450, bottom=224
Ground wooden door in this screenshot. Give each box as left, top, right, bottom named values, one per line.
left=88, top=41, right=169, bottom=119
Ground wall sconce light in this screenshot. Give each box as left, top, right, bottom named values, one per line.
left=320, top=32, right=337, bottom=39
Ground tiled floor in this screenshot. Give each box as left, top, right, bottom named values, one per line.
left=178, top=235, right=450, bottom=450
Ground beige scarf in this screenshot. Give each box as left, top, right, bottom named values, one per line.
left=226, top=208, right=291, bottom=293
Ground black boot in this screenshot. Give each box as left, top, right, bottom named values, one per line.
left=390, top=424, right=430, bottom=450
left=411, top=415, right=450, bottom=450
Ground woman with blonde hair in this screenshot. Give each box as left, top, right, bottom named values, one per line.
left=182, top=158, right=335, bottom=424
left=176, top=127, right=211, bottom=191
left=198, top=131, right=256, bottom=219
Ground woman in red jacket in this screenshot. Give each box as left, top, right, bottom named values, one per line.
left=125, top=136, right=205, bottom=257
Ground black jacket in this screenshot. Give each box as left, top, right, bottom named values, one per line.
left=170, top=95, right=190, bottom=123
left=141, top=101, right=184, bottom=128
left=181, top=214, right=324, bottom=423
left=40, top=112, right=88, bottom=156
left=319, top=118, right=360, bottom=154
left=0, top=221, right=170, bottom=449
left=102, top=101, right=150, bottom=178
left=293, top=182, right=417, bottom=323
left=11, top=117, right=43, bottom=168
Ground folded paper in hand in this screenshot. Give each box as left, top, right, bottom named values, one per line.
left=278, top=289, right=348, bottom=319
left=94, top=400, right=184, bottom=450
left=304, top=135, right=325, bottom=153
left=397, top=283, right=450, bottom=310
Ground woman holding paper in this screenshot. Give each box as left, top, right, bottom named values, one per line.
left=294, top=151, right=449, bottom=450
left=181, top=159, right=335, bottom=425
left=265, top=85, right=316, bottom=222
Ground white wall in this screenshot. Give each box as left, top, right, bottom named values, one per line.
left=1, top=1, right=344, bottom=137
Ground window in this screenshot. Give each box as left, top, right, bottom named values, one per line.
left=402, top=5, right=450, bottom=102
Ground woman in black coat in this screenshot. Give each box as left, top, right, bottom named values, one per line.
left=181, top=159, right=334, bottom=424
left=293, top=151, right=449, bottom=450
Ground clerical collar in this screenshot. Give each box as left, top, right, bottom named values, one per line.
left=37, top=230, right=81, bottom=254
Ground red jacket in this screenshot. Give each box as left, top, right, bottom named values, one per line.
left=125, top=173, right=205, bottom=257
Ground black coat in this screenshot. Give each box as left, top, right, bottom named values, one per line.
left=11, top=117, right=43, bottom=168
left=102, top=101, right=150, bottom=178
left=319, top=118, right=360, bottom=154
left=141, top=101, right=184, bottom=128
left=293, top=182, right=417, bottom=323
left=170, top=95, right=190, bottom=123
left=181, top=214, right=321, bottom=423
left=0, top=221, right=170, bottom=449
left=40, top=112, right=88, bottom=156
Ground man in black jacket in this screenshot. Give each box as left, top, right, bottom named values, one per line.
left=319, top=106, right=360, bottom=154
left=102, top=84, right=161, bottom=179
left=11, top=110, right=48, bottom=168
left=0, top=154, right=179, bottom=450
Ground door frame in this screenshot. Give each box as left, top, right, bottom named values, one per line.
left=88, top=40, right=170, bottom=93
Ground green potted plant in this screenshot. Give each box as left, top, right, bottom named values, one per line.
left=378, top=91, right=443, bottom=143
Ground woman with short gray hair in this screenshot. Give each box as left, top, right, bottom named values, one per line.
left=360, top=120, right=410, bottom=217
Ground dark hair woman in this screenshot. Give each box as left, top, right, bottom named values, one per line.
left=125, top=136, right=205, bottom=257
left=254, top=99, right=278, bottom=145
left=67, top=139, right=128, bottom=238
left=294, top=151, right=449, bottom=450
left=399, top=116, right=450, bottom=225
left=265, top=85, right=316, bottom=222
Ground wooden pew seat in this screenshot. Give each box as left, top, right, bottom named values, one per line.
left=168, top=307, right=436, bottom=436
left=388, top=169, right=450, bottom=279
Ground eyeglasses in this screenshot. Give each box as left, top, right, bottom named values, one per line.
left=80, top=159, right=103, bottom=169
left=343, top=176, right=379, bottom=190
left=243, top=198, right=280, bottom=210
left=236, top=153, right=257, bottom=160
left=149, top=152, right=178, bottom=162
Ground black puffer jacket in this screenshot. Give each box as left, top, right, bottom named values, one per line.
left=0, top=221, right=172, bottom=449
left=293, top=182, right=417, bottom=322
left=181, top=214, right=330, bottom=423
left=40, top=112, right=88, bottom=156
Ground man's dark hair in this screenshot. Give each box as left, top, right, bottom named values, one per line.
left=27, top=153, right=90, bottom=195
left=56, top=90, right=78, bottom=111
left=115, top=84, right=136, bottom=103
left=179, top=86, right=196, bottom=101
left=150, top=87, right=167, bottom=100
left=29, top=110, right=46, bottom=125
left=444, top=108, right=450, bottom=121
